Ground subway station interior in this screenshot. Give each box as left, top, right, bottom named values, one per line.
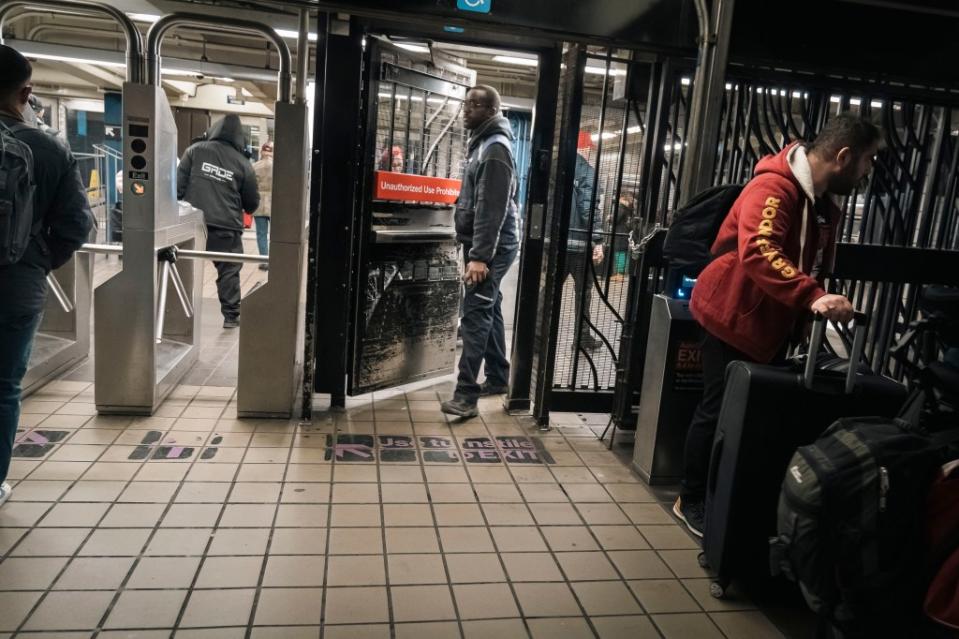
left=1, top=0, right=958, bottom=637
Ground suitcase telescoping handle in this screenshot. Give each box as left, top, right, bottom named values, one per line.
left=803, top=311, right=868, bottom=393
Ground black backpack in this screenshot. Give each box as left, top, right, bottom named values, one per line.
left=770, top=417, right=958, bottom=638
left=0, top=120, right=37, bottom=265
left=661, top=183, right=744, bottom=276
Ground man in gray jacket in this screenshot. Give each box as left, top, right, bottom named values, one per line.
left=441, top=85, right=520, bottom=418
left=177, top=115, right=259, bottom=328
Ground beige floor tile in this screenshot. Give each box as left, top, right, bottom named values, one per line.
left=162, top=503, right=224, bottom=528
left=555, top=551, right=619, bottom=581
left=23, top=591, right=113, bottom=630
left=37, top=502, right=108, bottom=527
left=79, top=463, right=136, bottom=483
left=100, top=503, right=166, bottom=528
left=462, top=618, right=529, bottom=639
left=195, top=556, right=264, bottom=588
left=8, top=480, right=71, bottom=502
left=326, top=555, right=385, bottom=586
left=628, top=579, right=701, bottom=614
left=186, top=463, right=239, bottom=482
left=446, top=553, right=506, bottom=583
left=175, top=627, right=246, bottom=638
left=540, top=526, right=599, bottom=552
left=324, top=624, right=391, bottom=639
left=605, top=483, right=657, bottom=503
left=490, top=527, right=547, bottom=552
left=572, top=580, right=643, bottom=616
left=283, top=464, right=332, bottom=483
left=254, top=588, right=323, bottom=626
left=657, top=550, right=713, bottom=579
left=332, top=466, right=378, bottom=482
left=142, top=528, right=211, bottom=556
left=175, top=482, right=232, bottom=503
left=575, top=503, right=630, bottom=526
left=61, top=480, right=127, bottom=502
left=381, top=483, right=429, bottom=504
left=11, top=528, right=89, bottom=556
left=0, top=528, right=27, bottom=555
left=219, top=503, right=277, bottom=527
left=550, top=467, right=596, bottom=483
left=590, top=615, right=661, bottom=639
left=453, top=583, right=519, bottom=620
left=135, top=463, right=190, bottom=482
left=262, top=555, right=327, bottom=587
left=683, top=578, right=756, bottom=612
left=76, top=528, right=149, bottom=556
left=387, top=527, right=440, bottom=554
left=127, top=556, right=200, bottom=589
left=332, top=483, right=381, bottom=504
left=391, top=585, right=457, bottom=622
left=513, top=582, right=582, bottom=617
left=591, top=525, right=651, bottom=551
left=509, top=467, right=557, bottom=484
left=482, top=504, right=534, bottom=526
left=428, top=484, right=477, bottom=503
left=474, top=484, right=523, bottom=503
left=651, top=613, right=724, bottom=639
left=116, top=481, right=178, bottom=503
left=529, top=503, right=582, bottom=526
left=388, top=554, right=447, bottom=585
left=330, top=504, right=382, bottom=527
left=28, top=461, right=91, bottom=481
left=621, top=503, right=674, bottom=526
left=379, top=466, right=424, bottom=483
left=275, top=504, right=329, bottom=527
left=0, top=557, right=69, bottom=590
left=325, top=586, right=389, bottom=624
left=709, top=611, right=786, bottom=639
left=439, top=527, right=495, bottom=553
left=468, top=466, right=514, bottom=483
left=54, top=557, right=134, bottom=590
left=518, top=483, right=569, bottom=503
left=607, top=550, right=675, bottom=580
left=229, top=482, right=282, bottom=503
left=180, top=588, right=256, bottom=628
left=501, top=553, right=563, bottom=583
left=236, top=463, right=286, bottom=482
left=433, top=504, right=484, bottom=527
left=636, top=525, right=700, bottom=551
left=0, top=591, right=42, bottom=631
left=526, top=618, right=593, bottom=639
left=329, top=527, right=383, bottom=555
left=269, top=528, right=327, bottom=554
left=383, top=504, right=434, bottom=527
left=250, top=627, right=321, bottom=639
left=563, top=484, right=613, bottom=503
left=208, top=528, right=271, bottom=556
left=2, top=502, right=55, bottom=527
left=394, top=621, right=461, bottom=639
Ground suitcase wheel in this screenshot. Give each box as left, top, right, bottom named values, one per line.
left=709, top=578, right=729, bottom=599
left=697, top=552, right=709, bottom=569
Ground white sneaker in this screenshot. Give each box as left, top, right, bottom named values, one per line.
left=0, top=482, right=12, bottom=507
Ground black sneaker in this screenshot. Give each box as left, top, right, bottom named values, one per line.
left=673, top=496, right=705, bottom=538
left=479, top=382, right=508, bottom=396
left=223, top=318, right=240, bottom=329
left=440, top=398, right=478, bottom=419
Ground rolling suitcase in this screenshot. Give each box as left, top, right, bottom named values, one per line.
left=701, top=312, right=908, bottom=598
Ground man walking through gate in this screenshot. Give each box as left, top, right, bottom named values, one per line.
left=673, top=114, right=880, bottom=537
left=0, top=46, right=94, bottom=506
left=441, top=85, right=520, bottom=419
left=177, top=114, right=260, bottom=328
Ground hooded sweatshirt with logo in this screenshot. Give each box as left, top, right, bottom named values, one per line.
left=454, top=115, right=520, bottom=264
left=177, top=115, right=259, bottom=230
left=690, top=142, right=841, bottom=363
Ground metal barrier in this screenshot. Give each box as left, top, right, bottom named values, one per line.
left=6, top=0, right=143, bottom=397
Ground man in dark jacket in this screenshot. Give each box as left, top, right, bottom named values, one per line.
left=441, top=85, right=520, bottom=418
left=673, top=114, right=879, bottom=537
left=567, top=149, right=605, bottom=350
left=0, top=46, right=94, bottom=507
left=177, top=114, right=259, bottom=328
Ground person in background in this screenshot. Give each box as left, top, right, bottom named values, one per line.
left=252, top=141, right=273, bottom=271
left=378, top=145, right=405, bottom=173
left=177, top=114, right=259, bottom=329
left=0, top=45, right=94, bottom=507
left=608, top=191, right=637, bottom=281
left=566, top=133, right=605, bottom=350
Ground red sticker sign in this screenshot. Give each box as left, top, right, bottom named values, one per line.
left=375, top=171, right=462, bottom=204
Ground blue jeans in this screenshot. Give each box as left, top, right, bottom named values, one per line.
left=254, top=217, right=270, bottom=256
left=0, top=311, right=43, bottom=485
left=456, top=243, right=518, bottom=403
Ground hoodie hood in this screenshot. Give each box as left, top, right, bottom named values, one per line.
left=206, top=115, right=246, bottom=153
left=752, top=142, right=815, bottom=200
left=468, top=115, right=514, bottom=153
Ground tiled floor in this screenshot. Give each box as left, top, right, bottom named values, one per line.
left=1, top=378, right=791, bottom=638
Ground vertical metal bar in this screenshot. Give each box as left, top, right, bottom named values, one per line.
left=604, top=62, right=633, bottom=298
left=46, top=273, right=74, bottom=313
left=295, top=8, right=310, bottom=105
left=420, top=91, right=429, bottom=174
left=168, top=263, right=194, bottom=318
left=404, top=85, right=413, bottom=167
left=156, top=260, right=171, bottom=344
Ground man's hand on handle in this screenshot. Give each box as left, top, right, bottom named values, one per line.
left=464, top=260, right=489, bottom=285
left=592, top=245, right=604, bottom=265
left=811, top=294, right=854, bottom=323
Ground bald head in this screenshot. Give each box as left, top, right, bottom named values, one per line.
left=463, top=84, right=501, bottom=130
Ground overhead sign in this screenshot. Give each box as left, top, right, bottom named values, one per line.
left=375, top=171, right=462, bottom=204
left=456, top=0, right=491, bottom=13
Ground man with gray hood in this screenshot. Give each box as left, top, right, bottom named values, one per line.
left=177, top=114, right=259, bottom=328
left=441, top=85, right=520, bottom=418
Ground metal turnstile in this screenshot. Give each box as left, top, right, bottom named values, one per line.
left=631, top=294, right=704, bottom=485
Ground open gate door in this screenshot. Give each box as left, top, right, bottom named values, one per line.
left=347, top=39, right=475, bottom=395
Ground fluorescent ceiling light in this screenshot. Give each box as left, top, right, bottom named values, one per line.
left=64, top=98, right=104, bottom=113
left=830, top=96, right=842, bottom=103
left=275, top=28, right=318, bottom=42
left=627, top=125, right=643, bottom=134
left=850, top=98, right=862, bottom=106
left=680, top=77, right=691, bottom=86
left=585, top=66, right=623, bottom=76
left=26, top=52, right=125, bottom=68
left=591, top=132, right=617, bottom=142
left=725, top=83, right=733, bottom=90
left=493, top=55, right=538, bottom=67
left=870, top=100, right=883, bottom=108
left=395, top=43, right=430, bottom=53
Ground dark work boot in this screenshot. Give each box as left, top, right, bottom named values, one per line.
left=440, top=398, right=478, bottom=419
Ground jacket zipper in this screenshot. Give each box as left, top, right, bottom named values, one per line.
left=879, top=466, right=890, bottom=512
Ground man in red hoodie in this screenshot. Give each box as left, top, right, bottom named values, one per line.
left=673, top=114, right=881, bottom=537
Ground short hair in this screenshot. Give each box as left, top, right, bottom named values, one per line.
left=468, top=84, right=501, bottom=112
left=0, top=45, right=32, bottom=102
left=808, top=113, right=882, bottom=158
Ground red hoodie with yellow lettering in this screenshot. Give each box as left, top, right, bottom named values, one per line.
left=690, top=142, right=841, bottom=363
